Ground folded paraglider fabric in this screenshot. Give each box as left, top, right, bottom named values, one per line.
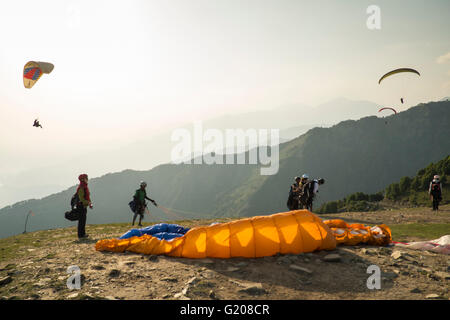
left=323, top=219, right=392, bottom=246
left=119, top=223, right=190, bottom=241
left=392, top=235, right=450, bottom=255
left=95, top=210, right=392, bottom=258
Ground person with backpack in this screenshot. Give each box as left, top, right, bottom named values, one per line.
left=429, top=175, right=443, bottom=211
left=287, top=176, right=302, bottom=210
left=76, top=174, right=93, bottom=239
left=132, top=181, right=157, bottom=226
left=299, top=178, right=325, bottom=211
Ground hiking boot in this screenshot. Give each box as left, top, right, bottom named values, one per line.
left=79, top=234, right=89, bottom=239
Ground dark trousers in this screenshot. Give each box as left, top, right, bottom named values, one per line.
left=432, top=196, right=441, bottom=211
left=77, top=206, right=87, bottom=238
left=132, top=204, right=145, bottom=225
left=290, top=200, right=299, bottom=211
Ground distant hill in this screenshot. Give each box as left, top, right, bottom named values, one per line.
left=0, top=100, right=449, bottom=238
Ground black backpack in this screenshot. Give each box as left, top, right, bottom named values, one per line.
left=71, top=193, right=80, bottom=209
left=129, top=199, right=137, bottom=213
left=64, top=209, right=80, bottom=221
left=65, top=193, right=81, bottom=221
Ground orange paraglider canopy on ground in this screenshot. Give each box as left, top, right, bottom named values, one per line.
left=95, top=210, right=391, bottom=258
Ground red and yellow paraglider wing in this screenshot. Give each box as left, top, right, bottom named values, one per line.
left=23, top=61, right=43, bottom=89
left=23, top=61, right=54, bottom=89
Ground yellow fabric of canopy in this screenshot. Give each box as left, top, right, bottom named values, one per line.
left=95, top=210, right=391, bottom=258
left=95, top=210, right=337, bottom=257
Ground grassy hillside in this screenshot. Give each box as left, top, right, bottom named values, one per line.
left=1, top=100, right=449, bottom=238
left=317, top=155, right=449, bottom=213
left=385, top=155, right=449, bottom=205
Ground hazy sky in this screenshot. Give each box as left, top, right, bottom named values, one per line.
left=1, top=0, right=449, bottom=177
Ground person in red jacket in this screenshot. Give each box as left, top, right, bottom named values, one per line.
left=76, top=174, right=93, bottom=239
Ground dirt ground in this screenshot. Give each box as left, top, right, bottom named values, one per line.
left=0, top=205, right=449, bottom=300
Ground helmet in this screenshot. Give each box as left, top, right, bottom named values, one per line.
left=317, top=178, right=325, bottom=184
left=294, top=176, right=301, bottom=181
left=433, top=175, right=440, bottom=180
left=301, top=174, right=309, bottom=179
left=140, top=181, right=147, bottom=187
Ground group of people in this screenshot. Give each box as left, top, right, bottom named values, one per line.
left=71, top=175, right=158, bottom=239
left=287, top=174, right=325, bottom=211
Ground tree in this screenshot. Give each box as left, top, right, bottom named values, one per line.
left=399, top=176, right=411, bottom=193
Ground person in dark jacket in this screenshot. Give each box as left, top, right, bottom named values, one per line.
left=132, top=181, right=157, bottom=226
left=287, top=176, right=302, bottom=210
left=300, top=178, right=325, bottom=211
left=429, top=175, right=443, bottom=211
left=76, top=173, right=93, bottom=239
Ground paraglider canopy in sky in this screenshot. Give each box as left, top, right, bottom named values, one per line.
left=378, top=107, right=397, bottom=115
left=378, top=68, right=420, bottom=85
left=23, top=61, right=54, bottom=89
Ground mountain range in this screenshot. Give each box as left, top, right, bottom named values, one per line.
left=1, top=100, right=448, bottom=239
left=0, top=97, right=380, bottom=208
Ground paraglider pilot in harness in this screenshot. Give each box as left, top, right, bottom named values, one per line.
left=287, top=174, right=310, bottom=210
left=33, top=119, right=42, bottom=128
left=287, top=176, right=302, bottom=210
left=132, top=181, right=158, bottom=226
left=298, top=177, right=325, bottom=211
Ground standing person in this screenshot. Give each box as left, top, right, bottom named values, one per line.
left=287, top=176, right=302, bottom=210
left=300, top=174, right=309, bottom=188
left=429, top=175, right=443, bottom=211
left=297, top=174, right=309, bottom=209
left=132, top=181, right=157, bottom=226
left=299, top=177, right=325, bottom=211
left=76, top=174, right=93, bottom=239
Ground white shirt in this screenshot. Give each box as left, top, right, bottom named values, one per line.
left=312, top=180, right=319, bottom=194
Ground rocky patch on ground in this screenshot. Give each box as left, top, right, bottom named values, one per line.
left=0, top=240, right=448, bottom=300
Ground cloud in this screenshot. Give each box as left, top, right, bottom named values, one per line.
left=436, top=52, right=450, bottom=64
